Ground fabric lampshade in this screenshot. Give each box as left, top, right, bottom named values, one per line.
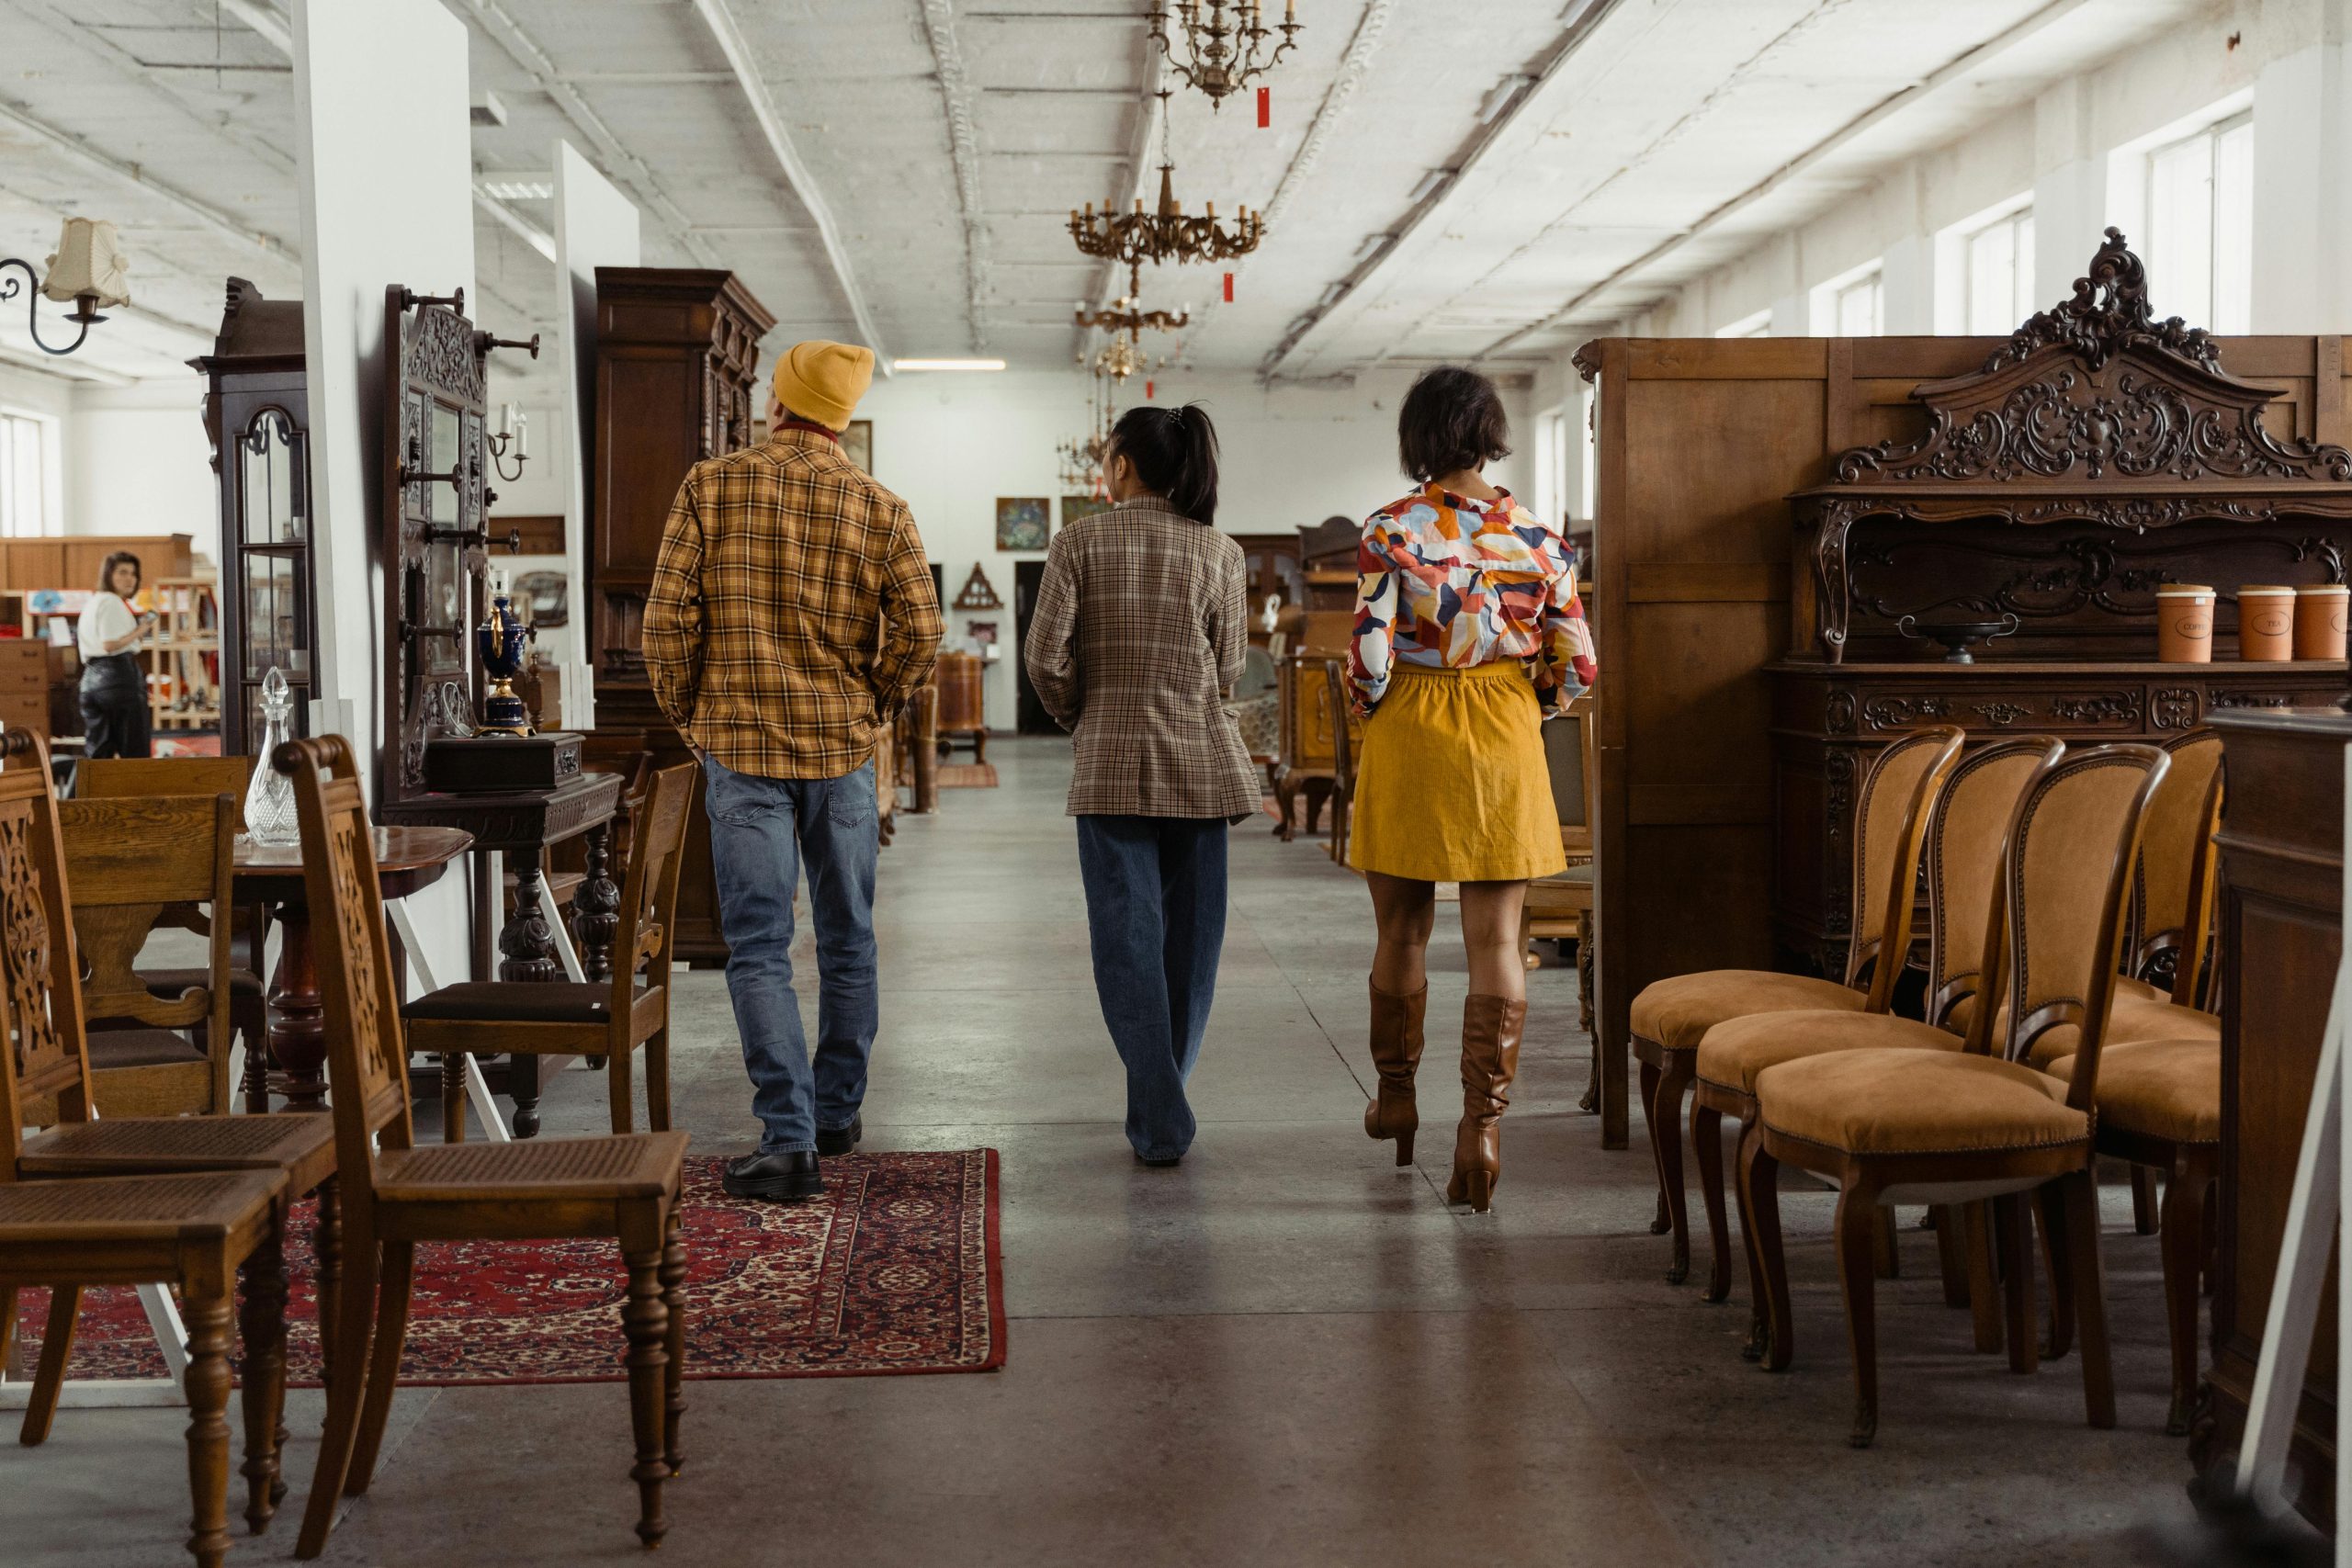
left=42, top=218, right=131, bottom=309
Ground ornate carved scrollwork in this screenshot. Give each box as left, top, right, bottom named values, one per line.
left=2047, top=691, right=2142, bottom=725
left=2211, top=691, right=2292, bottom=712
left=1973, top=701, right=2031, bottom=728
left=2150, top=688, right=2199, bottom=730
left=1860, top=694, right=1955, bottom=732
left=1824, top=687, right=1858, bottom=735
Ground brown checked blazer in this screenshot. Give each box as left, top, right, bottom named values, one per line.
left=1023, top=496, right=1260, bottom=820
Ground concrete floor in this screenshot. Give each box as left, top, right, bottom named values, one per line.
left=9, top=737, right=2221, bottom=1566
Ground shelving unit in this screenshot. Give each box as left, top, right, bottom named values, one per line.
left=142, top=575, right=220, bottom=732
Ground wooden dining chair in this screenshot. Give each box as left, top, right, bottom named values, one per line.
left=1628, top=725, right=1965, bottom=1287
left=277, top=736, right=690, bottom=1559
left=402, top=761, right=696, bottom=1142
left=76, top=754, right=272, bottom=1112
left=1744, top=743, right=2168, bottom=1448
left=1521, top=694, right=1600, bottom=1100
left=1322, top=660, right=1356, bottom=867
left=0, top=736, right=299, bottom=1565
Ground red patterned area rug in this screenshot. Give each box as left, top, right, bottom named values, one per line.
left=11, top=1150, right=1003, bottom=1385
left=937, top=761, right=998, bottom=788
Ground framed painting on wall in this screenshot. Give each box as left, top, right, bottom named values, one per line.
left=996, top=496, right=1050, bottom=552
left=1061, top=494, right=1110, bottom=526
left=842, top=418, right=873, bottom=473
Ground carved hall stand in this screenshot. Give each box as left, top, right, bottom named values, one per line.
left=368, top=284, right=625, bottom=1134
left=1769, top=231, right=2352, bottom=975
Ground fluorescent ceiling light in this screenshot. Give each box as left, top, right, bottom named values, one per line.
left=893, top=357, right=1006, bottom=371
left=1408, top=169, right=1453, bottom=203
left=1477, top=77, right=1532, bottom=124
left=480, top=175, right=555, bottom=201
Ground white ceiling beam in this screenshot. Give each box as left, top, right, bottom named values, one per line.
left=474, top=185, right=559, bottom=264
left=691, top=0, right=892, bottom=369
left=215, top=0, right=293, bottom=55
left=919, top=0, right=991, bottom=352
left=1260, top=0, right=1628, bottom=378
left=1480, top=0, right=2102, bottom=356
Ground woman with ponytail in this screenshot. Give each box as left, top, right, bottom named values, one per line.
left=1023, top=403, right=1258, bottom=1167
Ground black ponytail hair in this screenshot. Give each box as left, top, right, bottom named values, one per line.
left=1109, top=402, right=1219, bottom=526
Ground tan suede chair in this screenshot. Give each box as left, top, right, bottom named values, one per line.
left=1743, top=743, right=2168, bottom=1448
left=1692, top=736, right=2060, bottom=1344
left=1627, top=725, right=1963, bottom=1285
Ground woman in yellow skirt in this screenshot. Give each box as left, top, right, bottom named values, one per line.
left=1345, top=366, right=1597, bottom=1212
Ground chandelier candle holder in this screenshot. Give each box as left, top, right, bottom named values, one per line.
left=1069, top=101, right=1264, bottom=269
left=1148, top=0, right=1300, bottom=111
left=1076, top=264, right=1192, bottom=336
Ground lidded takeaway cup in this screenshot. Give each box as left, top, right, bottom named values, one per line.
left=2295, top=583, right=2349, bottom=660
left=2156, top=584, right=2214, bottom=663
left=2238, top=584, right=2297, bottom=661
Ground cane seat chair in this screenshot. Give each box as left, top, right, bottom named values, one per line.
left=77, top=755, right=272, bottom=1111
left=0, top=735, right=302, bottom=1563
left=1692, top=736, right=2059, bottom=1336
left=1627, top=725, right=1964, bottom=1286
left=277, top=737, right=689, bottom=1559
left=1743, top=743, right=2169, bottom=1447
left=401, top=761, right=696, bottom=1143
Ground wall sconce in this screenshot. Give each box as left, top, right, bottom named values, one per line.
left=1, top=218, right=132, bottom=355
left=490, top=400, right=530, bottom=482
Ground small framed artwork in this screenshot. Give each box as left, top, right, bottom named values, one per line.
left=842, top=419, right=873, bottom=473
left=967, top=619, right=998, bottom=645
left=995, top=496, right=1050, bottom=552
left=1061, top=494, right=1110, bottom=526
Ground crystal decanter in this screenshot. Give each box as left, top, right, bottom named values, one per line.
left=241, top=666, right=301, bottom=846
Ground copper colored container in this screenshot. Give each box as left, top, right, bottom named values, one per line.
left=2295, top=584, right=2349, bottom=660
left=2238, top=585, right=2296, bottom=661
left=2155, top=585, right=2214, bottom=663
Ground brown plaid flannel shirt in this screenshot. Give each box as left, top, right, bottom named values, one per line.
left=643, top=426, right=942, bottom=779
left=1023, top=496, right=1259, bottom=819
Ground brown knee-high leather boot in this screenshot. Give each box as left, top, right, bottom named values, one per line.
left=1363, top=981, right=1427, bottom=1165
left=1447, top=993, right=1528, bottom=1213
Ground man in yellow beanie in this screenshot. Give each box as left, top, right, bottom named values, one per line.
left=644, top=339, right=943, bottom=1201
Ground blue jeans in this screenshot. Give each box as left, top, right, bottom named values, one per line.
left=1074, top=816, right=1229, bottom=1161
left=703, top=756, right=880, bottom=1155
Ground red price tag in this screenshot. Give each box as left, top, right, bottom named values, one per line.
left=1145, top=378, right=1156, bottom=400
left=1257, top=87, right=1271, bottom=128
left=1222, top=272, right=1234, bottom=302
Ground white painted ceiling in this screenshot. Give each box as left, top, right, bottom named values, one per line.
left=0, top=0, right=2208, bottom=387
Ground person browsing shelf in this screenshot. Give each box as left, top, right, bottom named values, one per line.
left=77, top=550, right=157, bottom=759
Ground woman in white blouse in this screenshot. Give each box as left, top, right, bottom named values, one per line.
left=77, top=550, right=155, bottom=757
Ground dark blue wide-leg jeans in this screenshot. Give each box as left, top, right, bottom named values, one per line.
left=1073, top=814, right=1229, bottom=1161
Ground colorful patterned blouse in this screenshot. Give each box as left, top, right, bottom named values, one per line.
left=1347, top=482, right=1596, bottom=716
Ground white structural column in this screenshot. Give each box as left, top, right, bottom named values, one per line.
left=2251, top=17, right=2352, bottom=334
left=2032, top=76, right=2109, bottom=309
left=552, top=141, right=641, bottom=733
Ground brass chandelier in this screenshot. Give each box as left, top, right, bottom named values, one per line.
left=1069, top=96, right=1264, bottom=268
left=1148, top=0, right=1300, bottom=111
left=1075, top=262, right=1192, bottom=337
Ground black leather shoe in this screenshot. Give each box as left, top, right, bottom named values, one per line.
left=1135, top=1150, right=1182, bottom=1168
left=816, top=1115, right=863, bottom=1157
left=722, top=1150, right=824, bottom=1201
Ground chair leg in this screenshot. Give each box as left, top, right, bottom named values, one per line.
left=1734, top=1119, right=1771, bottom=1362
left=1742, top=1136, right=1794, bottom=1371
left=441, top=1052, right=468, bottom=1145
left=296, top=1237, right=381, bottom=1561
left=1962, top=1201, right=2004, bottom=1355
left=240, top=1212, right=290, bottom=1534
left=1648, top=1055, right=1693, bottom=1283
left=661, top=1208, right=687, bottom=1476
left=314, top=1180, right=342, bottom=1393
left=21, top=1284, right=82, bottom=1446
left=0, top=1285, right=15, bottom=1381
left=646, top=1030, right=673, bottom=1134
left=183, top=1292, right=235, bottom=1568
left=1871, top=1206, right=1901, bottom=1280
left=1833, top=1185, right=1881, bottom=1448
left=1691, top=1102, right=1733, bottom=1303
left=608, top=1040, right=637, bottom=1135
left=2063, top=1169, right=2117, bottom=1429
left=2034, top=1179, right=2076, bottom=1360
left=624, top=1247, right=672, bottom=1549
left=2132, top=1164, right=2161, bottom=1236
left=345, top=1240, right=417, bottom=1495
left=1929, top=1205, right=1971, bottom=1308
left=2160, top=1146, right=2215, bottom=1436
left=1640, top=1059, right=1669, bottom=1235
left=1996, top=1194, right=2038, bottom=1375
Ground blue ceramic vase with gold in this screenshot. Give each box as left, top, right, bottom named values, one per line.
left=476, top=584, right=535, bottom=736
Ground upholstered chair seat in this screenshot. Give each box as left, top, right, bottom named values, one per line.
left=2045, top=1039, right=2220, bottom=1147
left=1695, top=1009, right=1963, bottom=1100
left=1632, top=972, right=1868, bottom=1051
left=1756, top=1049, right=2085, bottom=1159
left=1952, top=989, right=2218, bottom=1068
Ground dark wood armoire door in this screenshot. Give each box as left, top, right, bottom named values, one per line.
left=1014, top=559, right=1053, bottom=735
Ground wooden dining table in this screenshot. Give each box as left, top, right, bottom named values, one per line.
left=235, top=825, right=473, bottom=1111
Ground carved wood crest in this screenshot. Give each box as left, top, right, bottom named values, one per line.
left=1836, top=230, right=2352, bottom=488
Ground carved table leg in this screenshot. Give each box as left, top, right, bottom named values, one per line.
left=264, top=904, right=329, bottom=1113
left=184, top=1290, right=235, bottom=1568
left=441, top=1051, right=469, bottom=1145
left=574, top=822, right=620, bottom=985
left=499, top=851, right=560, bottom=984
left=509, top=1054, right=544, bottom=1140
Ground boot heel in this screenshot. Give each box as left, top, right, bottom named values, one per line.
left=1465, top=1169, right=1494, bottom=1213
left=1396, top=1129, right=1414, bottom=1167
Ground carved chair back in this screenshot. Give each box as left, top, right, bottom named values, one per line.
left=1844, top=726, right=1965, bottom=1008
left=1923, top=738, right=2065, bottom=1033
left=2129, top=729, right=2224, bottom=979
left=0, top=732, right=92, bottom=1163
left=2166, top=767, right=2226, bottom=1010
left=1545, top=694, right=1598, bottom=861
left=280, top=737, right=415, bottom=1190
left=611, top=763, right=696, bottom=1027
left=1984, top=746, right=2170, bottom=1110
left=77, top=756, right=251, bottom=829
left=58, top=794, right=237, bottom=1114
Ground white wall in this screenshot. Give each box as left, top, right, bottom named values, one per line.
left=65, top=378, right=217, bottom=559
left=853, top=365, right=1532, bottom=728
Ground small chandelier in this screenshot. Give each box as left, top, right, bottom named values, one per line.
left=1069, top=96, right=1263, bottom=268
left=1148, top=0, right=1300, bottom=111
left=1088, top=331, right=1162, bottom=386
left=1077, top=262, right=1191, bottom=337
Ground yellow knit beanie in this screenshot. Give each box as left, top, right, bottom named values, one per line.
left=770, top=340, right=875, bottom=432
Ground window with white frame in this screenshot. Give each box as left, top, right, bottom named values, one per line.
left=0, top=411, right=53, bottom=540
left=1716, top=308, right=1772, bottom=339
left=1533, top=408, right=1566, bottom=528
left=2148, top=112, right=2253, bottom=333
left=1814, top=263, right=1884, bottom=337
left=1962, top=206, right=2036, bottom=334
left=1577, top=378, right=1598, bottom=522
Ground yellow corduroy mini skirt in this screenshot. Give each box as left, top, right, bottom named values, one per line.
left=1348, top=660, right=1567, bottom=884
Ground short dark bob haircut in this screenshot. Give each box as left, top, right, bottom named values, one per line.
left=96, top=550, right=142, bottom=598
left=1396, top=365, right=1511, bottom=483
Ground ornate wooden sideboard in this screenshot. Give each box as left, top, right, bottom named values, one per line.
left=1768, top=231, right=2352, bottom=969
left=582, top=267, right=775, bottom=965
